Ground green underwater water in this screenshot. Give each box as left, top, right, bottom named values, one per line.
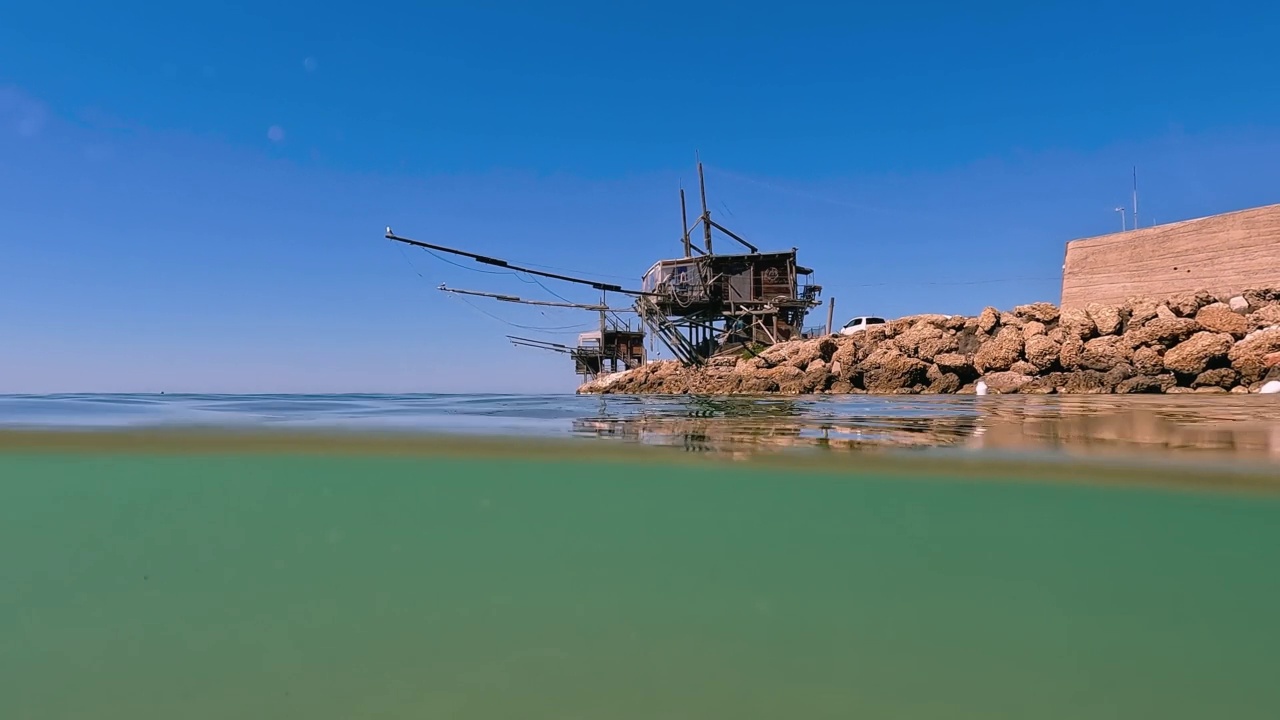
left=2, top=445, right=1278, bottom=719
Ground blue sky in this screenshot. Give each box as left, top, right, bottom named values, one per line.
left=3, top=1, right=1279, bottom=393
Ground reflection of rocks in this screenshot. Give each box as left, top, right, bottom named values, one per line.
left=580, top=288, right=1280, bottom=395
left=572, top=396, right=1280, bottom=463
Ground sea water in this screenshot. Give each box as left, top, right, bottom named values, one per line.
left=2, top=394, right=1279, bottom=718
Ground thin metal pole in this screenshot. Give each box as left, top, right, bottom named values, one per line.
left=1115, top=207, right=1126, bottom=231
left=680, top=188, right=690, bottom=257
left=826, top=297, right=836, bottom=336
left=1132, top=166, right=1138, bottom=229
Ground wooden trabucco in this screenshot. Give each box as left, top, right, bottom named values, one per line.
left=635, top=162, right=823, bottom=365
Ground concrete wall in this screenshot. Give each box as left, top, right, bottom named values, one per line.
left=1060, top=203, right=1280, bottom=309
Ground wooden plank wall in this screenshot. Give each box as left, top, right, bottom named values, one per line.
left=1060, top=203, right=1280, bottom=309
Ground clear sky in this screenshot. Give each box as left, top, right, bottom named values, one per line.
left=3, top=1, right=1280, bottom=394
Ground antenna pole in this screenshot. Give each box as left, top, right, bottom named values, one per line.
left=680, top=188, right=691, bottom=257
left=1132, top=166, right=1138, bottom=229
left=698, top=157, right=713, bottom=255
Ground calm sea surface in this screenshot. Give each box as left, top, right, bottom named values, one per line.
left=5, top=392, right=1280, bottom=463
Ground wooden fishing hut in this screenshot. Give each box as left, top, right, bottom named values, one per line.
left=635, top=162, right=823, bottom=365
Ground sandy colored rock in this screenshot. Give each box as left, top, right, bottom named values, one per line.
left=1248, top=305, right=1280, bottom=328
left=973, top=326, right=1024, bottom=373
left=1061, top=370, right=1111, bottom=394
left=1163, top=332, right=1234, bottom=375
left=1227, top=327, right=1280, bottom=385
left=1131, top=346, right=1164, bottom=375
left=1195, top=304, right=1250, bottom=338
left=1021, top=321, right=1046, bottom=340
left=1116, top=374, right=1177, bottom=394
left=1192, top=368, right=1239, bottom=389
left=977, top=307, right=1000, bottom=334
left=1124, top=318, right=1200, bottom=348
left=1126, top=297, right=1159, bottom=326
left=859, top=348, right=929, bottom=393
left=932, top=352, right=973, bottom=375
left=1081, top=336, right=1132, bottom=371
left=981, top=371, right=1034, bottom=394
left=1060, top=307, right=1096, bottom=340
left=1023, top=335, right=1060, bottom=371
left=1059, top=336, right=1084, bottom=371
left=1014, top=302, right=1060, bottom=324
left=1229, top=296, right=1250, bottom=314
left=1086, top=302, right=1123, bottom=336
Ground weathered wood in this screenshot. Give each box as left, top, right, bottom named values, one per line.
left=1061, top=203, right=1280, bottom=309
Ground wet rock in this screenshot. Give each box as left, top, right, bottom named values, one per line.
left=1103, top=363, right=1135, bottom=387
left=1163, top=332, right=1234, bottom=375
left=1014, top=302, right=1060, bottom=324
left=1061, top=370, right=1112, bottom=394
left=1024, top=335, right=1060, bottom=371
left=977, top=307, right=1000, bottom=334
left=1195, top=303, right=1250, bottom=338
left=926, top=369, right=962, bottom=394
left=1193, top=386, right=1228, bottom=393
left=981, top=371, right=1034, bottom=394
left=1192, top=368, right=1239, bottom=389
left=829, top=380, right=855, bottom=394
left=1116, top=374, right=1177, bottom=394
left=974, top=326, right=1024, bottom=373
left=1010, top=360, right=1040, bottom=376
left=1086, top=302, right=1123, bottom=336
left=1228, top=327, right=1280, bottom=385
left=1081, top=336, right=1132, bottom=371
left=1230, top=385, right=1250, bottom=394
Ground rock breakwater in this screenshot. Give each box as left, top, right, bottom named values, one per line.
left=579, top=290, right=1280, bottom=395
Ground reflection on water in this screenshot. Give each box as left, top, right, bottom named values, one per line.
left=573, top=395, right=1280, bottom=462
left=5, top=393, right=1280, bottom=464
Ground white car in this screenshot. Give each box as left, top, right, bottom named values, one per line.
left=838, top=316, right=887, bottom=336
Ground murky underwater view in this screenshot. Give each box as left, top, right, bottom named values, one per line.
left=3, top=394, right=1280, bottom=718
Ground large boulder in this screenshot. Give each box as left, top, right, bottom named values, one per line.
left=1014, top=302, right=1060, bottom=324
left=1086, top=302, right=1123, bottom=336
left=1061, top=370, right=1112, bottom=394
left=1166, top=290, right=1214, bottom=318
left=973, top=326, right=1024, bottom=373
left=1060, top=307, right=1096, bottom=340
left=1195, top=303, right=1250, bottom=338
left=933, top=352, right=974, bottom=376
left=1059, top=336, right=1085, bottom=370
left=1124, top=318, right=1200, bottom=348
left=1125, top=297, right=1160, bottom=327
left=1248, top=305, right=1280, bottom=328
left=1022, top=321, right=1047, bottom=340
left=1162, top=332, right=1234, bottom=375
left=1192, top=368, right=1239, bottom=389
left=977, top=306, right=1001, bottom=334
left=1024, top=335, right=1061, bottom=371
left=1132, top=345, right=1165, bottom=375
left=892, top=324, right=946, bottom=360
left=1081, top=336, right=1132, bottom=371
left=1227, top=328, right=1280, bottom=385
left=925, top=365, right=962, bottom=394
left=981, top=371, right=1034, bottom=394
left=1116, top=374, right=1177, bottom=394
left=859, top=348, right=929, bottom=393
